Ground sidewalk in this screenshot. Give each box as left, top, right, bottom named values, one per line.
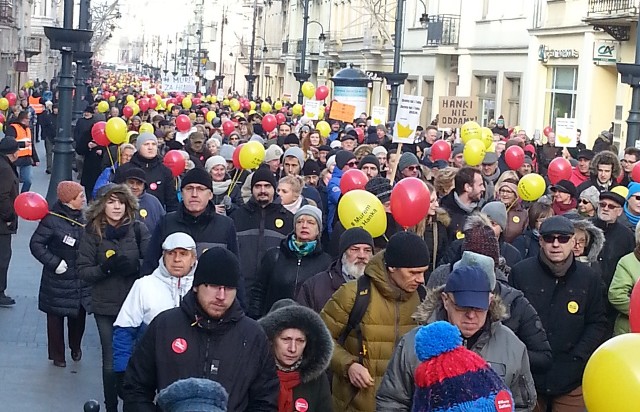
left=0, top=140, right=106, bottom=411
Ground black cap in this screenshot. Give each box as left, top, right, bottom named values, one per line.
left=251, top=166, right=277, bottom=188
left=115, top=166, right=147, bottom=185
left=302, top=160, right=320, bottom=176
left=180, top=167, right=213, bottom=191
left=539, top=216, right=575, bottom=236
left=318, top=144, right=331, bottom=152
left=339, top=227, right=374, bottom=256
left=577, top=150, right=594, bottom=161
left=365, top=176, right=393, bottom=203
left=600, top=190, right=626, bottom=207
left=193, top=247, right=240, bottom=288
left=550, top=179, right=577, bottom=199
left=0, top=137, right=19, bottom=154
left=384, top=231, right=430, bottom=268
left=283, top=134, right=300, bottom=145
left=359, top=154, right=380, bottom=171
left=342, top=130, right=357, bottom=141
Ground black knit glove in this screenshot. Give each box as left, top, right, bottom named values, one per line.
left=100, top=255, right=118, bottom=274
left=112, top=255, right=139, bottom=276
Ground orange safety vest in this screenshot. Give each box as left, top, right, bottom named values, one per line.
left=28, top=96, right=44, bottom=114
left=10, top=123, right=33, bottom=158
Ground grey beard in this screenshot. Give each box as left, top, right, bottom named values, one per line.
left=341, top=255, right=366, bottom=281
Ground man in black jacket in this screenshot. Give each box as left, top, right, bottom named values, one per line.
left=123, top=247, right=279, bottom=412
left=40, top=102, right=57, bottom=174
left=74, top=106, right=100, bottom=198
left=229, top=167, right=293, bottom=295
left=440, top=166, right=484, bottom=241
left=0, top=138, right=20, bottom=306
left=510, top=216, right=607, bottom=411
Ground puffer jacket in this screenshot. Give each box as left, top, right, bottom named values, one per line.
left=608, top=253, right=640, bottom=336
left=30, top=201, right=90, bottom=317
left=0, top=153, right=19, bottom=235
left=439, top=191, right=477, bottom=241
left=320, top=252, right=423, bottom=412
left=249, top=234, right=331, bottom=318
left=376, top=287, right=537, bottom=411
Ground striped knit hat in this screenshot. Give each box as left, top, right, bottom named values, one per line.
left=412, top=321, right=514, bottom=411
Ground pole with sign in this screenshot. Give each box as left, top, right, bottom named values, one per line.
left=387, top=94, right=424, bottom=182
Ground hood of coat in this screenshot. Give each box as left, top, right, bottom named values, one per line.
left=412, top=285, right=507, bottom=325
left=435, top=207, right=451, bottom=227
left=258, top=299, right=333, bottom=383
left=84, top=184, right=139, bottom=224
left=463, top=213, right=492, bottom=232
left=590, top=150, right=621, bottom=180
left=153, top=252, right=196, bottom=285
left=364, top=251, right=417, bottom=302
left=569, top=217, right=605, bottom=263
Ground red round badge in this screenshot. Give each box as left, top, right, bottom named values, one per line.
left=171, top=338, right=188, bottom=354
left=294, top=398, right=309, bottom=412
left=150, top=183, right=157, bottom=190
left=494, top=390, right=513, bottom=411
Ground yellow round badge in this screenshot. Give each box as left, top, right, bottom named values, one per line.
left=140, top=209, right=148, bottom=218
left=455, top=231, right=465, bottom=240
left=275, top=218, right=284, bottom=229
left=105, top=250, right=116, bottom=258
left=512, top=216, right=520, bottom=224
left=567, top=301, right=579, bottom=314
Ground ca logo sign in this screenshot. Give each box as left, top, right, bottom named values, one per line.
left=598, top=44, right=615, bottom=57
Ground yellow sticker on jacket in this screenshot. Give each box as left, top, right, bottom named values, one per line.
left=275, top=218, right=284, bottom=228
left=140, top=209, right=148, bottom=218
left=567, top=301, right=579, bottom=314
left=105, top=249, right=115, bottom=258
left=456, top=231, right=465, bottom=239
left=512, top=216, right=520, bottom=224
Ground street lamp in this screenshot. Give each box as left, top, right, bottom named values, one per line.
left=215, top=7, right=228, bottom=94
left=246, top=0, right=259, bottom=100
left=172, top=34, right=181, bottom=76
left=164, top=38, right=172, bottom=76
left=256, top=36, right=268, bottom=98
left=295, top=16, right=327, bottom=103
left=418, top=0, right=429, bottom=29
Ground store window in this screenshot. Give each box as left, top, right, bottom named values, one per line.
left=477, top=76, right=496, bottom=127
left=546, top=66, right=578, bottom=129
left=506, top=77, right=521, bottom=127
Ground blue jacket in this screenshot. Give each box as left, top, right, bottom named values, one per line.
left=327, top=167, right=343, bottom=235
left=136, top=192, right=166, bottom=234
left=92, top=165, right=117, bottom=198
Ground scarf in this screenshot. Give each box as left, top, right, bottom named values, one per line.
left=282, top=195, right=303, bottom=215
left=288, top=235, right=317, bottom=258
left=104, top=222, right=131, bottom=240
left=624, top=203, right=640, bottom=228
left=454, top=192, right=477, bottom=214
left=539, top=250, right=573, bottom=278
left=277, top=370, right=301, bottom=412
left=552, top=198, right=577, bottom=216
left=211, top=180, right=232, bottom=196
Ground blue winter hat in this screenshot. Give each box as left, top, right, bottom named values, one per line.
left=156, top=378, right=228, bottom=412
left=627, top=182, right=640, bottom=199
left=412, top=321, right=514, bottom=411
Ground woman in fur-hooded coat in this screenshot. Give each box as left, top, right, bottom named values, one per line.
left=259, top=299, right=334, bottom=412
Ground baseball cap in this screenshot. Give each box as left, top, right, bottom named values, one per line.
left=162, top=232, right=196, bottom=251
left=444, top=266, right=492, bottom=310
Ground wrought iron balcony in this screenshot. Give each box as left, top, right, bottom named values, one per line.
left=584, top=0, right=638, bottom=41
left=426, top=14, right=460, bottom=47
left=588, top=0, right=638, bottom=15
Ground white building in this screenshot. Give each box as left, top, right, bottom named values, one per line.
left=0, top=0, right=34, bottom=89
left=27, top=0, right=61, bottom=85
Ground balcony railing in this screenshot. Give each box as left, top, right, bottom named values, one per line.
left=426, top=14, right=460, bottom=47
left=588, top=0, right=638, bottom=14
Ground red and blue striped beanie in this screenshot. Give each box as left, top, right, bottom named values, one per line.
left=412, top=321, right=514, bottom=412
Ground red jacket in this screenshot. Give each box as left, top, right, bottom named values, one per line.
left=569, top=167, right=589, bottom=187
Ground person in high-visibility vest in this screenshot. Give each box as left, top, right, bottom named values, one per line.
left=5, top=111, right=39, bottom=192
left=29, top=92, right=45, bottom=143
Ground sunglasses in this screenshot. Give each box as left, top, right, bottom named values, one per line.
left=632, top=195, right=640, bottom=201
left=346, top=161, right=358, bottom=168
left=541, top=234, right=572, bottom=244
left=599, top=202, right=621, bottom=210
left=406, top=165, right=420, bottom=171
left=579, top=199, right=591, bottom=205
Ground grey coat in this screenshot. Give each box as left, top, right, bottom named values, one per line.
left=376, top=287, right=537, bottom=411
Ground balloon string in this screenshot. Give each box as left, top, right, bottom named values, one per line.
left=228, top=169, right=241, bottom=196
left=383, top=234, right=389, bottom=242
left=48, top=212, right=86, bottom=227
left=106, top=145, right=115, bottom=169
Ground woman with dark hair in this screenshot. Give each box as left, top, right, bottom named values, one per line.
left=495, top=171, right=528, bottom=243
left=511, top=201, right=554, bottom=260
left=77, top=184, right=150, bottom=412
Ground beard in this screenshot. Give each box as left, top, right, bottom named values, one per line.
left=341, top=255, right=367, bottom=279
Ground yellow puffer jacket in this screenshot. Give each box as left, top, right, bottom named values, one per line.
left=320, top=251, right=422, bottom=412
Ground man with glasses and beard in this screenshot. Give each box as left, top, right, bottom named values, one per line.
left=327, top=150, right=358, bottom=236
left=510, top=216, right=607, bottom=412
left=440, top=167, right=485, bottom=241
left=297, top=228, right=374, bottom=312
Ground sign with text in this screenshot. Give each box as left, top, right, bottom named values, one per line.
left=438, top=97, right=478, bottom=128
left=305, top=100, right=321, bottom=120
left=371, top=106, right=387, bottom=126
left=161, top=75, right=197, bottom=93
left=329, top=101, right=357, bottom=123
left=593, top=40, right=617, bottom=63
left=393, top=94, right=424, bottom=144
left=554, top=118, right=577, bottom=148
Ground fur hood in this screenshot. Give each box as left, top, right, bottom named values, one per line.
left=258, top=299, right=333, bottom=383
left=435, top=207, right=451, bottom=227
left=412, top=285, right=507, bottom=325
left=84, top=184, right=139, bottom=224
left=590, top=150, right=621, bottom=179
left=463, top=212, right=492, bottom=232
left=569, top=217, right=605, bottom=263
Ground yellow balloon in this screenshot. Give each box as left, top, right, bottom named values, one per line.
left=480, top=127, right=493, bottom=149
left=126, top=95, right=135, bottom=102
left=463, top=139, right=485, bottom=166
left=167, top=103, right=174, bottom=111
left=130, top=102, right=140, bottom=116
left=105, top=117, right=128, bottom=144
left=109, top=96, right=116, bottom=102
left=210, top=95, right=218, bottom=103
left=292, top=103, right=303, bottom=116
left=486, top=142, right=496, bottom=153
left=274, top=100, right=283, bottom=111
left=188, top=113, right=197, bottom=121
left=27, top=80, right=34, bottom=88
left=0, top=97, right=9, bottom=110
left=97, top=101, right=109, bottom=113
left=338, top=190, right=387, bottom=238
left=250, top=101, right=256, bottom=111
left=139, top=122, right=154, bottom=134
left=239, top=141, right=266, bottom=170
left=222, top=98, right=230, bottom=107
left=584, top=334, right=640, bottom=412
left=182, top=97, right=193, bottom=110
left=154, top=95, right=162, bottom=102
left=517, top=173, right=546, bottom=201
left=261, top=101, right=272, bottom=113
left=230, top=98, right=240, bottom=112
left=318, top=108, right=325, bottom=120
left=206, top=111, right=216, bottom=123
left=301, top=82, right=315, bottom=99
left=249, top=110, right=257, bottom=115
left=461, top=121, right=481, bottom=144
left=316, top=121, right=331, bottom=138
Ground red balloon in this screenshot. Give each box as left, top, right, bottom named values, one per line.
left=315, top=85, right=330, bottom=100
left=122, top=105, right=133, bottom=119
left=175, top=95, right=184, bottom=105
left=261, top=114, right=277, bottom=133
left=14, top=192, right=49, bottom=221
left=167, top=98, right=177, bottom=106
left=163, top=150, right=186, bottom=177
left=280, top=107, right=288, bottom=114
left=201, top=107, right=209, bottom=116
left=632, top=163, right=640, bottom=183
left=390, top=177, right=431, bottom=228
left=355, top=127, right=364, bottom=144
left=548, top=157, right=572, bottom=184
left=138, top=98, right=149, bottom=112
left=543, top=126, right=553, bottom=137
left=175, top=114, right=191, bottom=132
left=242, top=100, right=251, bottom=111
left=0, top=113, right=5, bottom=123
left=222, top=120, right=236, bottom=136
left=233, top=144, right=244, bottom=169
left=6, top=92, right=16, bottom=106
left=103, top=91, right=111, bottom=100
left=340, top=169, right=368, bottom=194
left=148, top=98, right=157, bottom=109
left=505, top=146, right=525, bottom=170
left=91, top=121, right=109, bottom=146
left=630, top=281, right=640, bottom=333
left=192, top=98, right=201, bottom=106
left=275, top=113, right=286, bottom=125
left=431, top=140, right=451, bottom=161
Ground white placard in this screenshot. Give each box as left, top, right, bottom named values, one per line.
left=555, top=118, right=577, bottom=148
left=161, top=75, right=197, bottom=93
left=371, top=106, right=387, bottom=126
left=304, top=100, right=321, bottom=120
left=393, top=94, right=424, bottom=144
left=148, top=88, right=156, bottom=96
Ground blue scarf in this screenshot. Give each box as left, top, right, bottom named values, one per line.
left=288, top=235, right=317, bottom=258
left=624, top=203, right=640, bottom=227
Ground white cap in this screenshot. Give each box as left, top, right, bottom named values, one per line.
left=327, top=155, right=336, bottom=171
left=204, top=155, right=226, bottom=173
left=373, top=146, right=388, bottom=156
left=162, top=232, right=196, bottom=251
left=330, top=140, right=342, bottom=149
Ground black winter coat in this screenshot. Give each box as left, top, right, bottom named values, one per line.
left=77, top=221, right=150, bottom=316
left=122, top=291, right=279, bottom=412
left=510, top=256, right=607, bottom=395
left=439, top=191, right=475, bottom=241
left=40, top=111, right=57, bottom=141
left=296, top=259, right=345, bottom=313
left=229, top=198, right=294, bottom=293
left=30, top=202, right=90, bottom=317
left=593, top=218, right=634, bottom=289
left=511, top=228, right=540, bottom=260
left=250, top=235, right=332, bottom=318
left=120, top=153, right=178, bottom=212
left=0, top=153, right=18, bottom=235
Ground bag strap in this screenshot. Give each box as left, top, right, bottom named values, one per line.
left=337, top=275, right=371, bottom=364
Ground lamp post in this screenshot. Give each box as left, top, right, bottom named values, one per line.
left=215, top=7, right=227, bottom=94
left=164, top=37, right=171, bottom=76
left=384, top=0, right=409, bottom=122
left=72, top=0, right=91, bottom=123
left=294, top=15, right=326, bottom=103
left=172, top=33, right=180, bottom=76
left=196, top=29, right=203, bottom=91
left=245, top=0, right=259, bottom=100
left=256, top=36, right=268, bottom=99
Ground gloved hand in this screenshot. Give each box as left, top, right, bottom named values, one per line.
left=100, top=255, right=117, bottom=274
left=112, top=254, right=139, bottom=276
left=55, top=260, right=68, bottom=275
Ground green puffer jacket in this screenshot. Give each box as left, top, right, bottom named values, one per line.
left=608, top=252, right=640, bottom=336
left=320, top=252, right=422, bottom=412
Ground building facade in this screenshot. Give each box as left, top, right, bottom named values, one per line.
left=28, top=0, right=61, bottom=86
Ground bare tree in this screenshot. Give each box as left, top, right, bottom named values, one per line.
left=345, top=0, right=395, bottom=44
left=89, top=0, right=122, bottom=54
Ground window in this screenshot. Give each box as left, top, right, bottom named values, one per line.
left=404, top=79, right=418, bottom=95
left=422, top=80, right=434, bottom=126
left=506, top=77, right=521, bottom=126
left=477, top=76, right=496, bottom=127
left=545, top=67, right=578, bottom=129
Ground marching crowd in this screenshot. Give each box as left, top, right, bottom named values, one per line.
left=0, top=75, right=639, bottom=412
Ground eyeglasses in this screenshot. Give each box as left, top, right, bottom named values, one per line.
left=358, top=124, right=366, bottom=128
left=598, top=202, right=621, bottom=210
left=632, top=195, right=640, bottom=201
left=498, top=188, right=515, bottom=195
left=541, top=234, right=572, bottom=244
left=406, top=165, right=420, bottom=171
left=346, top=161, right=358, bottom=168
left=579, top=199, right=591, bottom=205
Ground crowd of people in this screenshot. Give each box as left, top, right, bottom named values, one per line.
left=0, top=73, right=639, bottom=412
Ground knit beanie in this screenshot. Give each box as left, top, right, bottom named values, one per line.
left=481, top=202, right=507, bottom=231
left=294, top=204, right=323, bottom=230
left=265, top=145, right=283, bottom=163
left=219, top=144, right=235, bottom=161
left=284, top=133, right=300, bottom=145
left=579, top=185, right=600, bottom=211
left=335, top=150, right=356, bottom=169
left=135, top=132, right=157, bottom=151
left=398, top=152, right=420, bottom=172
left=372, top=146, right=387, bottom=156
left=413, top=321, right=513, bottom=411
left=365, top=176, right=393, bottom=204
left=627, top=182, right=640, bottom=199
left=302, top=160, right=321, bottom=176
left=462, top=221, right=500, bottom=267
left=251, top=166, right=277, bottom=188
left=359, top=154, right=380, bottom=171
left=384, top=231, right=430, bottom=268
left=339, top=227, right=375, bottom=257
left=57, top=181, right=84, bottom=203
left=283, top=146, right=305, bottom=168
left=193, top=247, right=240, bottom=288
left=204, top=155, right=227, bottom=174
left=156, top=378, right=228, bottom=412
left=181, top=167, right=213, bottom=191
